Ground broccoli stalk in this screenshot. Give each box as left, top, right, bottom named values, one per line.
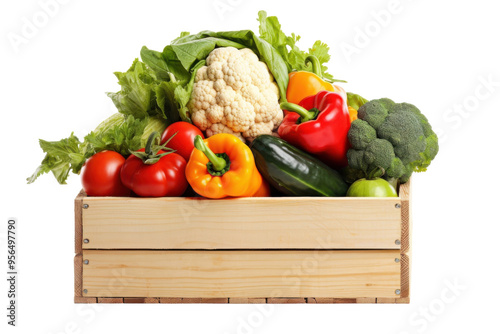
left=346, top=98, right=439, bottom=184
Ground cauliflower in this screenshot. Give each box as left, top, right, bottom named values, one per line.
left=188, top=47, right=283, bottom=142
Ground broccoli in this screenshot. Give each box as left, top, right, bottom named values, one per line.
left=346, top=98, right=439, bottom=184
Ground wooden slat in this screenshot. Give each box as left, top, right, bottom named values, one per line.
left=79, top=296, right=387, bottom=304
left=377, top=298, right=398, bottom=303
left=307, top=298, right=330, bottom=303
left=74, top=253, right=83, bottom=297
left=123, top=298, right=160, bottom=303
left=396, top=297, right=410, bottom=304
left=145, top=297, right=160, bottom=303
left=193, top=298, right=228, bottom=303
left=82, top=196, right=401, bottom=250
left=160, top=298, right=183, bottom=303
left=268, top=298, right=306, bottom=304
left=399, top=179, right=412, bottom=300
left=159, top=298, right=228, bottom=303
left=75, top=190, right=85, bottom=254
left=82, top=250, right=400, bottom=298
left=74, top=297, right=97, bottom=303
left=400, top=180, right=412, bottom=254
left=98, top=298, right=123, bottom=303
left=401, top=254, right=410, bottom=298
left=124, top=298, right=145, bottom=303
left=229, top=298, right=266, bottom=304
left=356, top=297, right=377, bottom=303
left=307, top=298, right=356, bottom=303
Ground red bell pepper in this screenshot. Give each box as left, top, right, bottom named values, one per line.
left=278, top=90, right=351, bottom=169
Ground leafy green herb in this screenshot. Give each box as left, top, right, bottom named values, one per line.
left=257, top=10, right=344, bottom=83
left=28, top=114, right=166, bottom=184
left=28, top=133, right=84, bottom=185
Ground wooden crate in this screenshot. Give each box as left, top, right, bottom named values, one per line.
left=74, top=180, right=411, bottom=304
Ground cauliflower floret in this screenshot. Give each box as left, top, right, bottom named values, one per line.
left=188, top=80, right=216, bottom=130
left=243, top=121, right=274, bottom=141
left=189, top=47, right=283, bottom=142
left=207, top=123, right=245, bottom=142
left=206, top=105, right=224, bottom=124
left=224, top=98, right=255, bottom=132
left=195, top=66, right=208, bottom=81
left=207, top=62, right=224, bottom=81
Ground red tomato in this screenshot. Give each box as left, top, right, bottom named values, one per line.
left=120, top=149, right=188, bottom=197
left=160, top=122, right=204, bottom=161
left=81, top=151, right=130, bottom=196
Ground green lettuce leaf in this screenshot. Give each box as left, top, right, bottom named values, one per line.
left=106, top=59, right=165, bottom=119
left=83, top=115, right=148, bottom=156
left=257, top=10, right=344, bottom=83
left=346, top=92, right=369, bottom=110
left=28, top=133, right=85, bottom=184
left=28, top=114, right=166, bottom=184
left=139, top=47, right=173, bottom=82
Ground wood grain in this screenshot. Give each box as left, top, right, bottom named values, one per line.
left=97, top=298, right=123, bottom=303
left=75, top=179, right=412, bottom=305
left=74, top=297, right=97, bottom=303
left=307, top=298, right=356, bottom=303
left=229, top=298, right=266, bottom=304
left=268, top=298, right=306, bottom=304
left=81, top=196, right=401, bottom=250
left=145, top=297, right=160, bottom=303
left=356, top=297, right=377, bottom=303
left=376, top=298, right=397, bottom=303
left=400, top=180, right=412, bottom=254
left=74, top=253, right=82, bottom=297
left=160, top=298, right=183, bottom=303
left=396, top=297, right=410, bottom=303
left=75, top=190, right=85, bottom=254
left=82, top=250, right=400, bottom=298
left=399, top=179, right=412, bottom=300
left=123, top=298, right=161, bottom=303
left=83, top=296, right=405, bottom=304
left=188, top=298, right=228, bottom=303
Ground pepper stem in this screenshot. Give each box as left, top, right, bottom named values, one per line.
left=194, top=135, right=226, bottom=172
left=280, top=102, right=319, bottom=123
left=305, top=55, right=322, bottom=77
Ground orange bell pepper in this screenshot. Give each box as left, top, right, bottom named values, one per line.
left=348, top=106, right=358, bottom=122
left=186, top=133, right=267, bottom=199
left=250, top=173, right=271, bottom=197
left=346, top=92, right=369, bottom=122
left=287, top=55, right=347, bottom=105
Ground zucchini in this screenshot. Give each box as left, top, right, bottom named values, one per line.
left=250, top=135, right=348, bottom=197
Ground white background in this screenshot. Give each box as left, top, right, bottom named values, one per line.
left=1, top=0, right=499, bottom=333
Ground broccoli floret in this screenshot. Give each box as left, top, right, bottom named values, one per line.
left=347, top=98, right=439, bottom=184
left=341, top=166, right=366, bottom=184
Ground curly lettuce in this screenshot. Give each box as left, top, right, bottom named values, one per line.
left=257, top=11, right=344, bottom=83
left=28, top=114, right=166, bottom=184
